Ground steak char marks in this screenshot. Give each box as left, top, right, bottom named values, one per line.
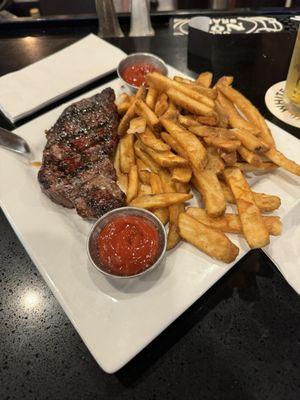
left=38, top=88, right=125, bottom=219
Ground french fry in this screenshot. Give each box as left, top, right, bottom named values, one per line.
left=114, top=143, right=128, bottom=192
left=173, top=76, right=217, bottom=99
left=237, top=145, right=262, bottom=167
left=196, top=115, right=219, bottom=126
left=140, top=141, right=188, bottom=168
left=187, top=208, right=282, bottom=236
left=161, top=118, right=207, bottom=170
left=146, top=72, right=215, bottom=108
left=116, top=93, right=131, bottom=105
left=196, top=72, right=213, bottom=88
left=171, top=166, right=192, bottom=183
left=130, top=193, right=192, bottom=209
left=215, top=100, right=229, bottom=128
left=205, top=147, right=225, bottom=175
left=118, top=100, right=137, bottom=136
left=138, top=183, right=152, bottom=196
left=134, top=140, right=161, bottom=173
left=217, top=92, right=261, bottom=135
left=135, top=99, right=160, bottom=132
left=192, top=168, right=226, bottom=217
left=145, top=87, right=158, bottom=110
left=189, top=125, right=237, bottom=140
left=219, top=180, right=281, bottom=212
left=178, top=213, right=239, bottom=263
left=149, top=173, right=169, bottom=225
left=223, top=167, right=270, bottom=248
left=220, top=150, right=237, bottom=166
left=136, top=158, right=151, bottom=184
left=135, top=85, right=147, bottom=100
left=214, top=75, right=234, bottom=87
left=117, top=101, right=131, bottom=115
left=126, top=165, right=139, bottom=204
left=175, top=182, right=190, bottom=193
left=119, top=134, right=135, bottom=174
left=233, top=162, right=278, bottom=173
left=138, top=127, right=170, bottom=152
left=233, top=128, right=269, bottom=153
left=161, top=101, right=179, bottom=120
left=265, top=147, right=300, bottom=176
left=161, top=131, right=188, bottom=159
left=203, top=136, right=241, bottom=152
left=178, top=114, right=201, bottom=128
left=167, top=88, right=215, bottom=117
left=154, top=93, right=169, bottom=117
left=217, top=83, right=275, bottom=146
left=167, top=203, right=185, bottom=250
left=127, top=116, right=147, bottom=134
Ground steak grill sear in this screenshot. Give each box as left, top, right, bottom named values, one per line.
left=38, top=88, right=125, bottom=219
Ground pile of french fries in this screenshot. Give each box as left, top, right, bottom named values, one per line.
left=114, top=71, right=300, bottom=263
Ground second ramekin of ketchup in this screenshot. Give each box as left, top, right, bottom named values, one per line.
left=117, top=53, right=168, bottom=92
left=87, top=207, right=167, bottom=278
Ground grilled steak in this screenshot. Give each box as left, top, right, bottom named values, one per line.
left=38, top=88, right=125, bottom=219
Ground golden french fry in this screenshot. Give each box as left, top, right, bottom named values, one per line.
left=233, top=162, right=278, bottom=173
left=126, top=165, right=139, bottom=204
left=146, top=72, right=215, bottom=108
left=219, top=150, right=237, bottom=166
left=196, top=115, right=219, bottom=126
left=167, top=203, right=185, bottom=250
left=205, top=147, right=225, bottom=175
left=114, top=143, right=128, bottom=192
left=217, top=92, right=261, bottom=136
left=117, top=101, right=131, bottom=115
left=215, top=100, right=229, bottom=128
left=233, top=128, right=269, bottom=153
left=136, top=158, right=151, bottom=184
left=187, top=208, right=282, bottom=236
left=175, top=182, right=190, bottom=193
left=119, top=134, right=135, bottom=174
left=116, top=93, right=131, bottom=105
left=214, top=76, right=234, bottom=88
left=265, top=147, right=300, bottom=176
left=217, top=83, right=275, bottom=146
left=138, top=127, right=170, bottom=152
left=161, top=101, right=179, bottom=120
left=178, top=213, right=239, bottom=263
left=178, top=114, right=201, bottom=128
left=127, top=116, right=147, bottom=134
left=154, top=93, right=169, bottom=117
left=149, top=172, right=169, bottom=225
left=159, top=168, right=176, bottom=192
left=135, top=85, right=147, bottom=100
left=192, top=169, right=226, bottom=217
left=167, top=88, right=215, bottom=116
left=223, top=167, right=270, bottom=248
left=203, top=136, right=241, bottom=152
left=196, top=72, right=213, bottom=88
left=173, top=76, right=217, bottom=99
left=237, top=145, right=262, bottom=167
left=161, top=118, right=207, bottom=170
left=145, top=87, right=158, bottom=110
left=189, top=125, right=237, bottom=140
left=135, top=99, right=161, bottom=132
left=130, top=193, right=192, bottom=209
left=118, top=100, right=137, bottom=136
left=140, top=141, right=188, bottom=168
left=171, top=166, right=192, bottom=183
left=161, top=132, right=188, bottom=159
left=134, top=140, right=160, bottom=173
left=138, top=183, right=152, bottom=196
left=219, top=180, right=281, bottom=212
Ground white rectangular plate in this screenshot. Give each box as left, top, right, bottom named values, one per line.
left=0, top=66, right=299, bottom=373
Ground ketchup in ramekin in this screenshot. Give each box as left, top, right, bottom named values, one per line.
left=122, top=63, right=160, bottom=87
left=97, top=215, right=160, bottom=277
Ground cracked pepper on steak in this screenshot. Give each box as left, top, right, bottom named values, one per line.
left=38, top=88, right=125, bottom=219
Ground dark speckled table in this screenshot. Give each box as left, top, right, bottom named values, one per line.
left=0, top=12, right=300, bottom=400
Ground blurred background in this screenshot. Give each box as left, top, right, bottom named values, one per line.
left=0, top=0, right=299, bottom=19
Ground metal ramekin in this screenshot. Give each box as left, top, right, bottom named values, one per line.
left=87, top=207, right=167, bottom=279
left=117, top=52, right=168, bottom=92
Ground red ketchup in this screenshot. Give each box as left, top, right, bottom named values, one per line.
left=97, top=215, right=160, bottom=276
left=122, top=63, right=160, bottom=87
